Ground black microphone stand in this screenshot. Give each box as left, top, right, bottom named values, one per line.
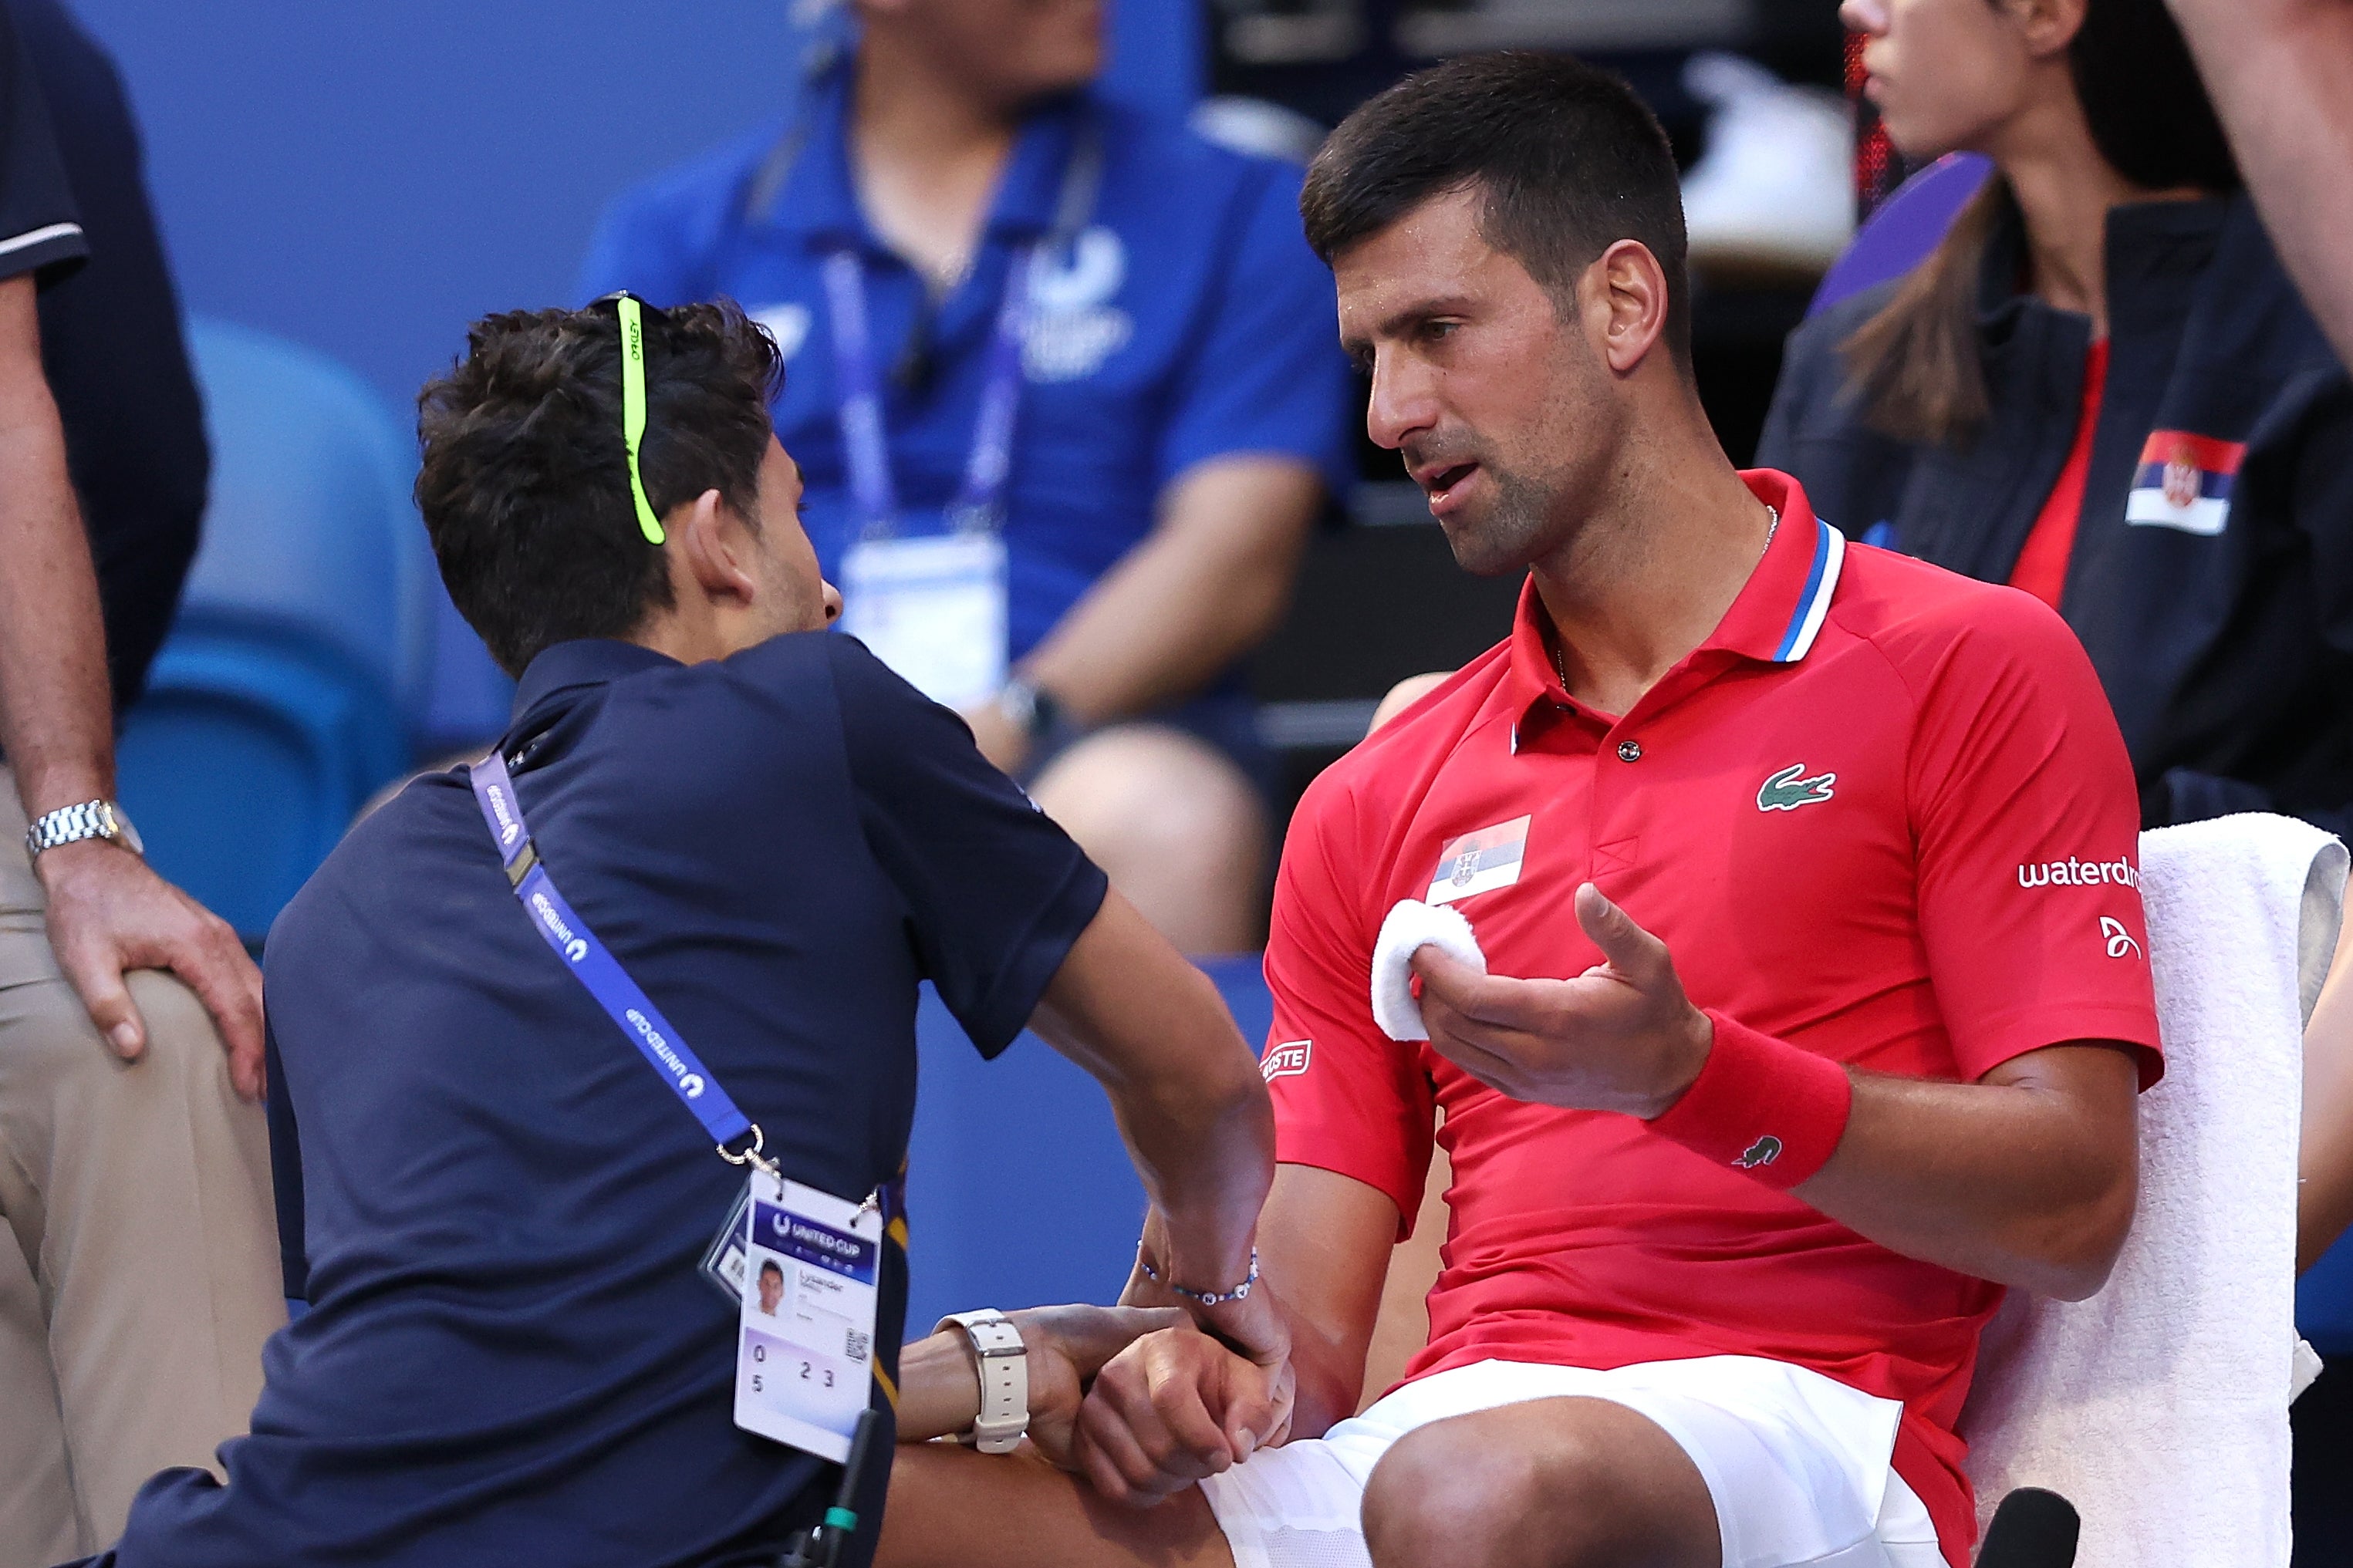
left=778, top=1409, right=883, bottom=1568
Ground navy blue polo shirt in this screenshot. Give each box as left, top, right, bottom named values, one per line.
left=578, top=72, right=1354, bottom=670
left=100, top=633, right=1106, bottom=1568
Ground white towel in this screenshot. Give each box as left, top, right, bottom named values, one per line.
left=1371, top=899, right=1486, bottom=1042
left=1960, top=814, right=2347, bottom=1568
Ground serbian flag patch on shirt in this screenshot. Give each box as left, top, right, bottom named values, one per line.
left=1427, top=814, right=1531, bottom=905
left=2125, top=429, right=2244, bottom=537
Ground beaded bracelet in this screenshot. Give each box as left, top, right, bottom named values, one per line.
left=1136, top=1246, right=1260, bottom=1305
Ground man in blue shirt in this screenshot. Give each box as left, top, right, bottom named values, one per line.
left=580, top=0, right=1355, bottom=954
left=80, top=297, right=1284, bottom=1567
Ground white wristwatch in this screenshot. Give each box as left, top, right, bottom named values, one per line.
left=935, top=1309, right=1029, bottom=1454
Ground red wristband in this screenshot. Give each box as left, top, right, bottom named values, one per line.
left=1646, top=1011, right=1852, bottom=1191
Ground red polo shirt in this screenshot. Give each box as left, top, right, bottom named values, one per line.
left=1264, top=470, right=2160, bottom=1567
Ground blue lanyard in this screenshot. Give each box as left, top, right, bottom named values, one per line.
left=468, top=750, right=769, bottom=1168
left=822, top=244, right=1038, bottom=539
left=819, top=123, right=1102, bottom=541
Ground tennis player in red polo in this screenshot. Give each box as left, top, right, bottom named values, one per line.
left=874, top=52, right=2157, bottom=1568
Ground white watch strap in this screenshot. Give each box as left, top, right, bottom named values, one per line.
left=936, top=1309, right=1028, bottom=1454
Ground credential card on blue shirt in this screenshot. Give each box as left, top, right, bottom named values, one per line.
left=734, top=1171, right=883, bottom=1463
left=841, top=532, right=1008, bottom=710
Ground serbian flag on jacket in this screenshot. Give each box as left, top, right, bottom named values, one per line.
left=2125, top=429, right=2244, bottom=537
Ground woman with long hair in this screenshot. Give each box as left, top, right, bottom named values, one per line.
left=1764, top=0, right=2347, bottom=838
left=1761, top=0, right=2353, bottom=1546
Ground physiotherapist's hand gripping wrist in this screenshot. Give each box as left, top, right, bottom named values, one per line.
left=1023, top=889, right=1288, bottom=1429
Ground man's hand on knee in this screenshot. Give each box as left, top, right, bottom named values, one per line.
left=36, top=839, right=265, bottom=1099
left=1070, top=1325, right=1292, bottom=1509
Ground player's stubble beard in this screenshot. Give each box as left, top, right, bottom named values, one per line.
left=1430, top=368, right=1622, bottom=582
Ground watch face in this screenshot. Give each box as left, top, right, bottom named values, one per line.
left=101, top=802, right=143, bottom=856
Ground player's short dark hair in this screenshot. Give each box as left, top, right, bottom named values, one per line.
left=758, top=1259, right=782, bottom=1279
left=1299, top=51, right=1691, bottom=368
left=416, top=298, right=781, bottom=677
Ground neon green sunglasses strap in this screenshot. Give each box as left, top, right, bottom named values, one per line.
left=616, top=295, right=667, bottom=545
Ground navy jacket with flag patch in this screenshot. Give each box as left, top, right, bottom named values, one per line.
left=1761, top=194, right=2353, bottom=836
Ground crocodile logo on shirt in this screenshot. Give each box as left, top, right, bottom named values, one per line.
left=1757, top=764, right=1836, bottom=812
left=1734, top=1135, right=1784, bottom=1169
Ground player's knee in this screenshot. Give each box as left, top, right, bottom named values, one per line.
left=1362, top=1419, right=1548, bottom=1568
left=1362, top=1415, right=1660, bottom=1568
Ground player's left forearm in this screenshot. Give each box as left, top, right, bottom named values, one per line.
left=1018, top=456, right=1319, bottom=726
left=1794, top=1044, right=2143, bottom=1300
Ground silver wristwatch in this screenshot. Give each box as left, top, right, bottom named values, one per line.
left=25, top=798, right=143, bottom=858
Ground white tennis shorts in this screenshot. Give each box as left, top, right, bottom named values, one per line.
left=1197, top=1356, right=1947, bottom=1568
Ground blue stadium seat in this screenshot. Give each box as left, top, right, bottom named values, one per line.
left=903, top=956, right=1272, bottom=1332
left=115, top=319, right=435, bottom=944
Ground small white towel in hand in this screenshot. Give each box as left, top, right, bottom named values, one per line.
left=1372, top=899, right=1486, bottom=1041
left=1960, top=814, right=2347, bottom=1568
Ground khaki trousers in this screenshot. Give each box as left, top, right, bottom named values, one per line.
left=0, top=771, right=282, bottom=1566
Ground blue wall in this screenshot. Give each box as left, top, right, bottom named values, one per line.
left=69, top=0, right=1201, bottom=416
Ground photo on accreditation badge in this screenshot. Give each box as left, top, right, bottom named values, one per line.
left=734, top=1192, right=879, bottom=1462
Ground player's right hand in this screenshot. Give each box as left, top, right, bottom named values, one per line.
left=1067, top=1325, right=1291, bottom=1507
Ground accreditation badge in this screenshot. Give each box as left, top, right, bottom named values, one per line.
left=732, top=1169, right=883, bottom=1463
left=841, top=531, right=1008, bottom=711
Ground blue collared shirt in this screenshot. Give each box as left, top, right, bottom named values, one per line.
left=98, top=633, right=1106, bottom=1567
left=579, top=74, right=1354, bottom=667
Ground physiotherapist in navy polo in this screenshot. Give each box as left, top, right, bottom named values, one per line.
left=579, top=0, right=1355, bottom=954
left=74, top=298, right=1287, bottom=1568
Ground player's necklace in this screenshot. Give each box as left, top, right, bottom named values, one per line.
left=1546, top=505, right=1779, bottom=694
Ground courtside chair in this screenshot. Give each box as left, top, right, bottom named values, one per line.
left=115, top=318, right=434, bottom=947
